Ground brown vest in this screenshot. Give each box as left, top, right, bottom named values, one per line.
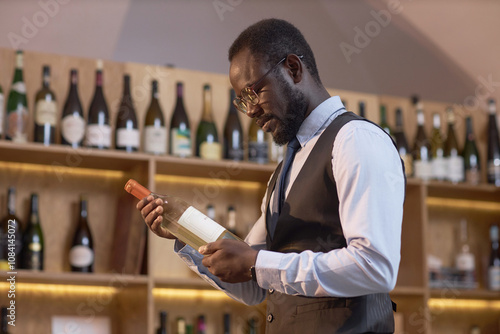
left=264, top=112, right=400, bottom=334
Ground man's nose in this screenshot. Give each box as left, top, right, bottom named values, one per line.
left=245, top=102, right=263, bottom=118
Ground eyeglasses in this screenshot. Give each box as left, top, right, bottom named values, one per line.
left=233, top=55, right=303, bottom=114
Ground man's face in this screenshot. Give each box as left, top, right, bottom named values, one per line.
left=229, top=49, right=307, bottom=145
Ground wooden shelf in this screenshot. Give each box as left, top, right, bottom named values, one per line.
left=430, top=288, right=500, bottom=300
left=391, top=286, right=427, bottom=296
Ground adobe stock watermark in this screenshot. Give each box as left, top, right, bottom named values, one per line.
left=213, top=0, right=243, bottom=22
left=340, top=0, right=408, bottom=64
left=8, top=0, right=71, bottom=49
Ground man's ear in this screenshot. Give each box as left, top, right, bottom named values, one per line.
left=284, top=54, right=303, bottom=84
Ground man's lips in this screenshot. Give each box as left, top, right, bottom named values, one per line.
left=256, top=116, right=274, bottom=131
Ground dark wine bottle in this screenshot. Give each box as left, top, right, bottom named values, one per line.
left=358, top=101, right=366, bottom=118
left=444, top=107, right=464, bottom=183
left=248, top=118, right=268, bottom=164
left=0, top=187, right=23, bottom=270
left=463, top=116, right=481, bottom=185
left=412, top=98, right=432, bottom=180
left=69, top=195, right=94, bottom=272
left=144, top=80, right=167, bottom=155
left=115, top=74, right=139, bottom=152
left=488, top=225, right=500, bottom=291
left=226, top=205, right=238, bottom=237
left=156, top=311, right=167, bottom=334
left=430, top=113, right=446, bottom=181
left=196, top=84, right=221, bottom=160
left=223, top=313, right=231, bottom=334
left=21, top=193, right=44, bottom=270
left=223, top=89, right=244, bottom=161
left=61, top=69, right=85, bottom=148
left=379, top=104, right=391, bottom=136
left=6, top=50, right=29, bottom=143
left=169, top=82, right=192, bottom=157
left=1, top=306, right=10, bottom=334
left=0, top=84, right=4, bottom=139
left=34, top=65, right=57, bottom=145
left=86, top=62, right=111, bottom=149
left=487, top=99, right=500, bottom=186
left=393, top=108, right=412, bottom=177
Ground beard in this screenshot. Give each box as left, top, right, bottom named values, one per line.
left=271, top=79, right=308, bottom=146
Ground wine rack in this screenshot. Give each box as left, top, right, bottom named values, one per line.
left=1, top=48, right=500, bottom=334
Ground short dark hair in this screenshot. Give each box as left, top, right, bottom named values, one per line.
left=228, top=18, right=321, bottom=84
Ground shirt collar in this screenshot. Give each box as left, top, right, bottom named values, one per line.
left=295, top=96, right=345, bottom=147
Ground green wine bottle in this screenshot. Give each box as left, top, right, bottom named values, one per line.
left=0, top=187, right=24, bottom=270
left=463, top=116, right=481, bottom=185
left=196, top=84, right=221, bottom=160
left=430, top=113, right=446, bottom=181
left=487, top=99, right=500, bottom=186
left=34, top=65, right=57, bottom=145
left=223, top=89, right=244, bottom=161
left=144, top=80, right=167, bottom=155
left=379, top=104, right=391, bottom=136
left=22, top=193, right=44, bottom=271
left=412, top=98, right=432, bottom=180
left=443, top=107, right=464, bottom=183
left=0, top=84, right=4, bottom=139
left=6, top=50, right=29, bottom=143
left=393, top=108, right=412, bottom=177
left=248, top=118, right=268, bottom=164
left=169, top=82, right=191, bottom=157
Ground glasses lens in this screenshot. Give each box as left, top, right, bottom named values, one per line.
left=242, top=88, right=259, bottom=105
left=233, top=98, right=248, bottom=113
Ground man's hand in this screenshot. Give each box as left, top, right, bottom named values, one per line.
left=199, top=239, right=258, bottom=283
left=136, top=196, right=177, bottom=240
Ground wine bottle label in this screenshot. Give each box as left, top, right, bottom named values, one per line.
left=401, top=154, right=413, bottom=177
left=35, top=100, right=57, bottom=126
left=200, top=141, right=221, bottom=160
left=144, top=125, right=167, bottom=154
left=61, top=114, right=85, bottom=144
left=431, top=157, right=447, bottom=180
left=86, top=124, right=111, bottom=148
left=69, top=245, right=94, bottom=267
left=6, top=108, right=29, bottom=143
left=117, top=128, right=140, bottom=148
left=446, top=156, right=464, bottom=183
left=488, top=266, right=500, bottom=291
left=414, top=160, right=432, bottom=181
left=171, top=128, right=192, bottom=157
left=465, top=169, right=480, bottom=185
left=487, top=162, right=500, bottom=183
left=456, top=253, right=475, bottom=271
left=11, top=81, right=26, bottom=94
left=0, top=93, right=4, bottom=135
left=29, top=242, right=42, bottom=252
left=178, top=206, right=226, bottom=244
left=248, top=141, right=269, bottom=164
left=227, top=147, right=244, bottom=161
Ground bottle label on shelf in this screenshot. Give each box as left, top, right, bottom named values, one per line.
left=488, top=266, right=500, bottom=291
left=29, top=242, right=42, bottom=252
left=171, top=128, right=192, bottom=157
left=6, top=107, right=29, bottom=143
left=445, top=156, right=464, bottom=182
left=178, top=206, right=226, bottom=244
left=35, top=100, right=57, bottom=126
left=200, top=141, right=221, bottom=160
left=414, top=160, right=432, bottom=181
left=11, top=81, right=26, bottom=94
left=0, top=92, right=4, bottom=135
left=86, top=124, right=111, bottom=148
left=144, top=125, right=167, bottom=154
left=465, top=169, right=480, bottom=185
left=61, top=114, right=85, bottom=144
left=432, top=157, right=447, bottom=180
left=487, top=162, right=500, bottom=184
left=456, top=253, right=475, bottom=271
left=249, top=141, right=269, bottom=164
left=117, top=128, right=139, bottom=148
left=69, top=245, right=94, bottom=267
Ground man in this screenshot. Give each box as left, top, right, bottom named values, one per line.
left=138, top=18, right=405, bottom=333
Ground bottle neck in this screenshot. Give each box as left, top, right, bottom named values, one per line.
left=228, top=89, right=237, bottom=114
left=94, top=70, right=104, bottom=96
left=30, top=194, right=39, bottom=225
left=433, top=114, right=441, bottom=129
left=380, top=106, right=387, bottom=123
left=123, top=76, right=131, bottom=99
left=395, top=109, right=403, bottom=129
left=7, top=188, right=15, bottom=215
left=69, top=71, right=79, bottom=94
left=80, top=199, right=88, bottom=219
left=417, top=110, right=425, bottom=126
left=202, top=86, right=213, bottom=121
left=175, top=83, right=184, bottom=109
left=466, top=117, right=474, bottom=140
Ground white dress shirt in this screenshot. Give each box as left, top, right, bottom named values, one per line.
left=175, top=96, right=405, bottom=305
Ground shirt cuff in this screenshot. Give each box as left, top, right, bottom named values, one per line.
left=255, top=250, right=285, bottom=289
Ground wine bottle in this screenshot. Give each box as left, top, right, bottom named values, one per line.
left=412, top=98, right=432, bottom=181
left=379, top=104, right=391, bottom=136
left=0, top=84, right=4, bottom=139
left=488, top=224, right=500, bottom=291
left=196, top=315, right=206, bottom=334
left=86, top=62, right=111, bottom=149
left=169, top=82, right=192, bottom=157
left=430, top=113, right=446, bottom=181
left=248, top=317, right=257, bottom=334
left=21, top=193, right=44, bottom=270
left=196, top=84, right=221, bottom=160
left=157, top=311, right=167, bottom=334
left=248, top=118, right=268, bottom=164
left=61, top=69, right=85, bottom=148
left=223, top=313, right=231, bottom=334
left=226, top=205, right=238, bottom=237
left=455, top=219, right=475, bottom=285
left=487, top=99, right=500, bottom=186
left=463, top=116, right=481, bottom=185
left=69, top=195, right=94, bottom=272
left=34, top=65, right=57, bottom=145
left=206, top=204, right=215, bottom=221
left=144, top=80, right=167, bottom=155
left=1, top=307, right=10, bottom=334
left=444, top=107, right=464, bottom=183
left=5, top=50, right=29, bottom=143
left=0, top=187, right=23, bottom=270
left=124, top=179, right=242, bottom=250
left=176, top=317, right=186, bottom=334
left=223, top=89, right=244, bottom=161
left=115, top=74, right=139, bottom=152
left=393, top=108, right=412, bottom=177
left=358, top=101, right=365, bottom=118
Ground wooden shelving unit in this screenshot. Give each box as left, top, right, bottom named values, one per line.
left=1, top=48, right=499, bottom=333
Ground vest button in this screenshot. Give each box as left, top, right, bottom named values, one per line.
left=268, top=288, right=274, bottom=294
left=267, top=314, right=274, bottom=323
